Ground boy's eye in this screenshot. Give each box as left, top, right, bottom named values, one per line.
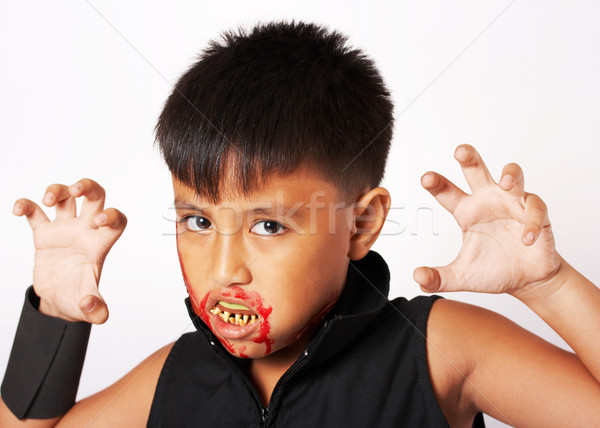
left=251, top=220, right=286, bottom=236
left=185, top=216, right=212, bottom=231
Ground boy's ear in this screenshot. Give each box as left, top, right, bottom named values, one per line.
left=347, top=187, right=391, bottom=260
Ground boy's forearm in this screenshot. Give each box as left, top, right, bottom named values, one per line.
left=513, top=258, right=600, bottom=383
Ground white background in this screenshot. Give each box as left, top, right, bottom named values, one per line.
left=1, top=1, right=599, bottom=426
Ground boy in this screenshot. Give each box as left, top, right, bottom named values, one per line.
left=1, top=20, right=599, bottom=427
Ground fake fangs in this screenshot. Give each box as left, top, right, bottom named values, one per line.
left=209, top=305, right=258, bottom=326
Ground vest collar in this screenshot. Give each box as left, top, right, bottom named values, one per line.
left=184, top=250, right=392, bottom=366
left=302, top=250, right=391, bottom=367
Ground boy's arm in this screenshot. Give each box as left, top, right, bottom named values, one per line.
left=1, top=179, right=128, bottom=423
left=0, top=341, right=174, bottom=427
left=416, top=145, right=600, bottom=425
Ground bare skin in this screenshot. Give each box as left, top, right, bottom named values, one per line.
left=2, top=145, right=600, bottom=427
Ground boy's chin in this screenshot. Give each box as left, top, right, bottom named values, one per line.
left=214, top=338, right=270, bottom=359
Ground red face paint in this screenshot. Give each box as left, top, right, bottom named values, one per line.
left=219, top=337, right=236, bottom=354
left=253, top=305, right=274, bottom=355
left=197, top=292, right=210, bottom=325
left=238, top=345, right=249, bottom=359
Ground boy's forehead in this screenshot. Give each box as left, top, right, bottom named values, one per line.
left=171, top=174, right=348, bottom=218
left=172, top=167, right=342, bottom=206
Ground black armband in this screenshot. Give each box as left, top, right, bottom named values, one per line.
left=1, top=285, right=91, bottom=419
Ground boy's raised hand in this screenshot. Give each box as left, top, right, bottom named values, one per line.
left=13, top=179, right=126, bottom=324
left=414, top=144, right=562, bottom=296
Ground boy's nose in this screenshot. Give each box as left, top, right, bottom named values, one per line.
left=210, top=234, right=252, bottom=287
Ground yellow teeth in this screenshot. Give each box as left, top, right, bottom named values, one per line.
left=212, top=306, right=259, bottom=326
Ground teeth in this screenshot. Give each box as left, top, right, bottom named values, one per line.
left=212, top=306, right=259, bottom=326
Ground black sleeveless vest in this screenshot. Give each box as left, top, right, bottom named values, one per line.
left=148, top=251, right=486, bottom=427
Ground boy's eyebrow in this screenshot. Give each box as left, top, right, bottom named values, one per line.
left=173, top=198, right=308, bottom=218
left=173, top=199, right=203, bottom=211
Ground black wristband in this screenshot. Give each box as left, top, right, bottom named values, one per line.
left=1, top=285, right=91, bottom=419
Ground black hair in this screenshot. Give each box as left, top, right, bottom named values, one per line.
left=155, top=20, right=394, bottom=203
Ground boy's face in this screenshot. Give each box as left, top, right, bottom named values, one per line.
left=173, top=166, right=356, bottom=359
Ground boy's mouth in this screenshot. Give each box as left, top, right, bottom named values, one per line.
left=209, top=301, right=260, bottom=326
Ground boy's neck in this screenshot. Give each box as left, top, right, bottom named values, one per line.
left=246, top=335, right=312, bottom=406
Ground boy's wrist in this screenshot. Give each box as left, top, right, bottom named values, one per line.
left=33, top=284, right=91, bottom=322
left=38, top=295, right=61, bottom=318
left=509, top=256, right=571, bottom=308
left=32, top=285, right=73, bottom=321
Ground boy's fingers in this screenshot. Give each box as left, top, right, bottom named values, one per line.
left=454, top=144, right=494, bottom=191
left=13, top=198, right=50, bottom=230
left=95, top=208, right=127, bottom=234
left=79, top=294, right=109, bottom=324
left=70, top=178, right=106, bottom=221
left=415, top=264, right=461, bottom=293
left=44, top=184, right=76, bottom=219
left=413, top=267, right=439, bottom=292
left=499, top=162, right=524, bottom=194
left=421, top=172, right=467, bottom=214
left=522, top=193, right=548, bottom=246
left=413, top=265, right=456, bottom=293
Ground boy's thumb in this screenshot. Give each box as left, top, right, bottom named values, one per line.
left=413, top=266, right=455, bottom=293
left=79, top=294, right=109, bottom=324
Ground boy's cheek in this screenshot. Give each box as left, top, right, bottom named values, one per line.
left=175, top=233, right=196, bottom=292
left=177, top=252, right=204, bottom=316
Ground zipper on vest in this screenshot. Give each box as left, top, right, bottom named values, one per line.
left=260, top=406, right=270, bottom=426
left=264, top=319, right=333, bottom=409
left=207, top=336, right=273, bottom=426
left=206, top=319, right=332, bottom=426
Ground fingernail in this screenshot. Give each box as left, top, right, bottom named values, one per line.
left=502, top=175, right=514, bottom=184
left=526, top=232, right=535, bottom=242
left=12, top=203, right=22, bottom=215
left=43, top=192, right=54, bottom=203
left=84, top=299, right=97, bottom=312
left=96, top=214, right=107, bottom=225
left=70, top=183, right=83, bottom=193
left=455, top=147, right=468, bottom=159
